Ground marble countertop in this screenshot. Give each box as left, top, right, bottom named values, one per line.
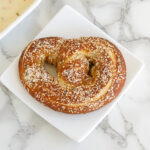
left=0, top=0, right=150, bottom=149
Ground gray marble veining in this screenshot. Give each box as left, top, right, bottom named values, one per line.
left=0, top=0, right=150, bottom=149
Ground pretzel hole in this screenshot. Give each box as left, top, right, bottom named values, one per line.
left=88, top=61, right=94, bottom=77
left=44, top=62, right=57, bottom=78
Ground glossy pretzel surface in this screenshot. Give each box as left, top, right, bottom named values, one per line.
left=19, top=37, right=126, bottom=114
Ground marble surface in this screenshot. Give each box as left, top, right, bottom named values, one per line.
left=0, top=0, right=150, bottom=149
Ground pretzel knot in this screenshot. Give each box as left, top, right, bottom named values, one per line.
left=19, top=37, right=126, bottom=114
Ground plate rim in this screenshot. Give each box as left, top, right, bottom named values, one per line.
left=0, top=5, right=144, bottom=142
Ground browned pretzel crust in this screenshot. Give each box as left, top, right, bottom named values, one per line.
left=19, top=37, right=126, bottom=114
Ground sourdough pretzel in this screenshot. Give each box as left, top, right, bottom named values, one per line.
left=19, top=37, right=126, bottom=114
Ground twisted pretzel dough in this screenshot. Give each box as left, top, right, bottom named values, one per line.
left=19, top=37, right=126, bottom=114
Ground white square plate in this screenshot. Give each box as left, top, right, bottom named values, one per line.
left=0, top=5, right=144, bottom=142
left=0, top=0, right=41, bottom=40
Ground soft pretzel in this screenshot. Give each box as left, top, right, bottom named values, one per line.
left=19, top=37, right=126, bottom=114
